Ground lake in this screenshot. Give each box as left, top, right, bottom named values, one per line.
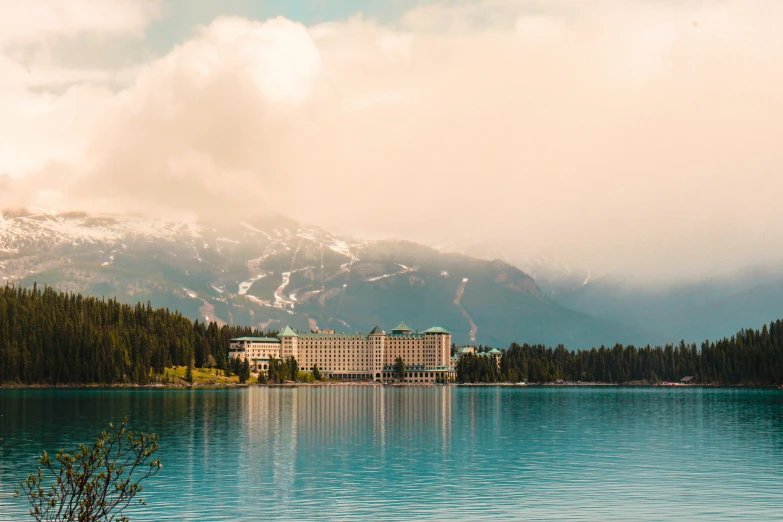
left=2, top=386, right=783, bottom=520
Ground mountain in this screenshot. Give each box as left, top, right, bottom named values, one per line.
left=401, top=234, right=783, bottom=346
left=0, top=209, right=656, bottom=348
left=525, top=261, right=783, bottom=345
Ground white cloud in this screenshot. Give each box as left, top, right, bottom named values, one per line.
left=2, top=0, right=783, bottom=283
left=0, top=0, right=162, bottom=44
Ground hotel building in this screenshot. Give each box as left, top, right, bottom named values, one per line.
left=229, top=323, right=455, bottom=383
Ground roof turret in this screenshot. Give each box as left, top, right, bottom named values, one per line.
left=423, top=326, right=451, bottom=334
left=392, top=322, right=413, bottom=333
left=278, top=325, right=298, bottom=337
left=369, top=326, right=385, bottom=335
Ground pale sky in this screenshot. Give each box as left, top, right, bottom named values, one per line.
left=1, top=0, right=782, bottom=283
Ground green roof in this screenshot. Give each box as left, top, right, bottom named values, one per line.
left=388, top=333, right=424, bottom=340
left=278, top=325, right=298, bottom=337
left=424, top=326, right=451, bottom=334
left=298, top=333, right=367, bottom=340
left=231, top=337, right=280, bottom=343
left=392, top=322, right=413, bottom=332
left=369, top=326, right=385, bottom=335
left=487, top=348, right=502, bottom=355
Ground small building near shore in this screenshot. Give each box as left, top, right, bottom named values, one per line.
left=456, top=346, right=476, bottom=356
left=680, top=376, right=694, bottom=384
left=451, top=346, right=502, bottom=369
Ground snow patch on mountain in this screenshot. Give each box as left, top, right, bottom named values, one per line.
left=329, top=239, right=358, bottom=261
left=454, top=277, right=478, bottom=342
left=240, top=221, right=272, bottom=239
left=367, top=264, right=415, bottom=282
left=246, top=295, right=272, bottom=307
left=0, top=210, right=202, bottom=248
left=238, top=274, right=267, bottom=296
left=582, top=270, right=592, bottom=286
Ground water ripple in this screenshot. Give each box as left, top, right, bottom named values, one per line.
left=1, top=387, right=782, bottom=520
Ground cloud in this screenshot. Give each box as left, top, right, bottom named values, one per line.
left=1, top=0, right=783, bottom=283
left=0, top=0, right=162, bottom=44
left=0, top=0, right=162, bottom=178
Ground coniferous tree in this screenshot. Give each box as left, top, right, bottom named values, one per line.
left=287, top=356, right=298, bottom=382
left=0, top=285, right=272, bottom=385
left=257, top=370, right=267, bottom=385
left=394, top=356, right=406, bottom=382
left=240, top=358, right=250, bottom=384
left=4, top=284, right=783, bottom=387
left=267, top=356, right=279, bottom=384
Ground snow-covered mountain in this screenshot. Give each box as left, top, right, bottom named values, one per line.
left=431, top=237, right=597, bottom=299
left=0, top=209, right=655, bottom=348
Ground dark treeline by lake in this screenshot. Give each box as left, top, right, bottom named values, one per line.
left=0, top=285, right=265, bottom=384
left=457, top=331, right=783, bottom=384
left=1, top=284, right=783, bottom=386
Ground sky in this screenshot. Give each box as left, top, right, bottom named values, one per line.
left=1, top=0, right=782, bottom=284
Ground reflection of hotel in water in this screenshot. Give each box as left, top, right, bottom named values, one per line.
left=241, top=387, right=453, bottom=461
left=229, top=323, right=456, bottom=383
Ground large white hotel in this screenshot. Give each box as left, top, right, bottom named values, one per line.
left=229, top=323, right=456, bottom=383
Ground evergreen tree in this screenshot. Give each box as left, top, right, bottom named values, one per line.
left=0, top=285, right=270, bottom=385
left=268, top=356, right=279, bottom=384
left=4, top=284, right=783, bottom=387
left=394, top=356, right=406, bottom=382
left=240, top=358, right=250, bottom=384
left=287, top=356, right=298, bottom=382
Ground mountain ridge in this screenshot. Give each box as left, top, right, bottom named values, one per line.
left=0, top=208, right=658, bottom=348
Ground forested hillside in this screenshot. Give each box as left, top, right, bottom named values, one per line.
left=458, top=325, right=783, bottom=385
left=0, top=285, right=262, bottom=384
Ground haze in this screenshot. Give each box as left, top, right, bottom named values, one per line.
left=1, top=0, right=781, bottom=284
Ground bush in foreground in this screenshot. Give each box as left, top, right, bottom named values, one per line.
left=16, top=418, right=162, bottom=522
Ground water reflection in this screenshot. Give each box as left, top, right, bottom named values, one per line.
left=1, top=387, right=782, bottom=521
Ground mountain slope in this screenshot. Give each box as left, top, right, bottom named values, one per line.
left=535, top=266, right=783, bottom=345
left=0, top=209, right=656, bottom=348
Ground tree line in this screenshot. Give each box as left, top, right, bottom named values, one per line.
left=457, top=321, right=783, bottom=385
left=0, top=285, right=266, bottom=385
left=4, top=284, right=783, bottom=386
left=265, top=356, right=323, bottom=384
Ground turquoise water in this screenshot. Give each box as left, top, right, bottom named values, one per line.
left=1, top=387, right=783, bottom=520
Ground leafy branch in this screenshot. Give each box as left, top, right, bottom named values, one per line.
left=16, top=418, right=162, bottom=522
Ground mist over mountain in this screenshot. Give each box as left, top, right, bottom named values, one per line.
left=3, top=1, right=783, bottom=287
left=538, top=267, right=783, bottom=346
left=420, top=235, right=783, bottom=345
left=0, top=209, right=656, bottom=349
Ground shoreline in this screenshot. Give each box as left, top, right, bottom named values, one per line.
left=1, top=382, right=780, bottom=390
